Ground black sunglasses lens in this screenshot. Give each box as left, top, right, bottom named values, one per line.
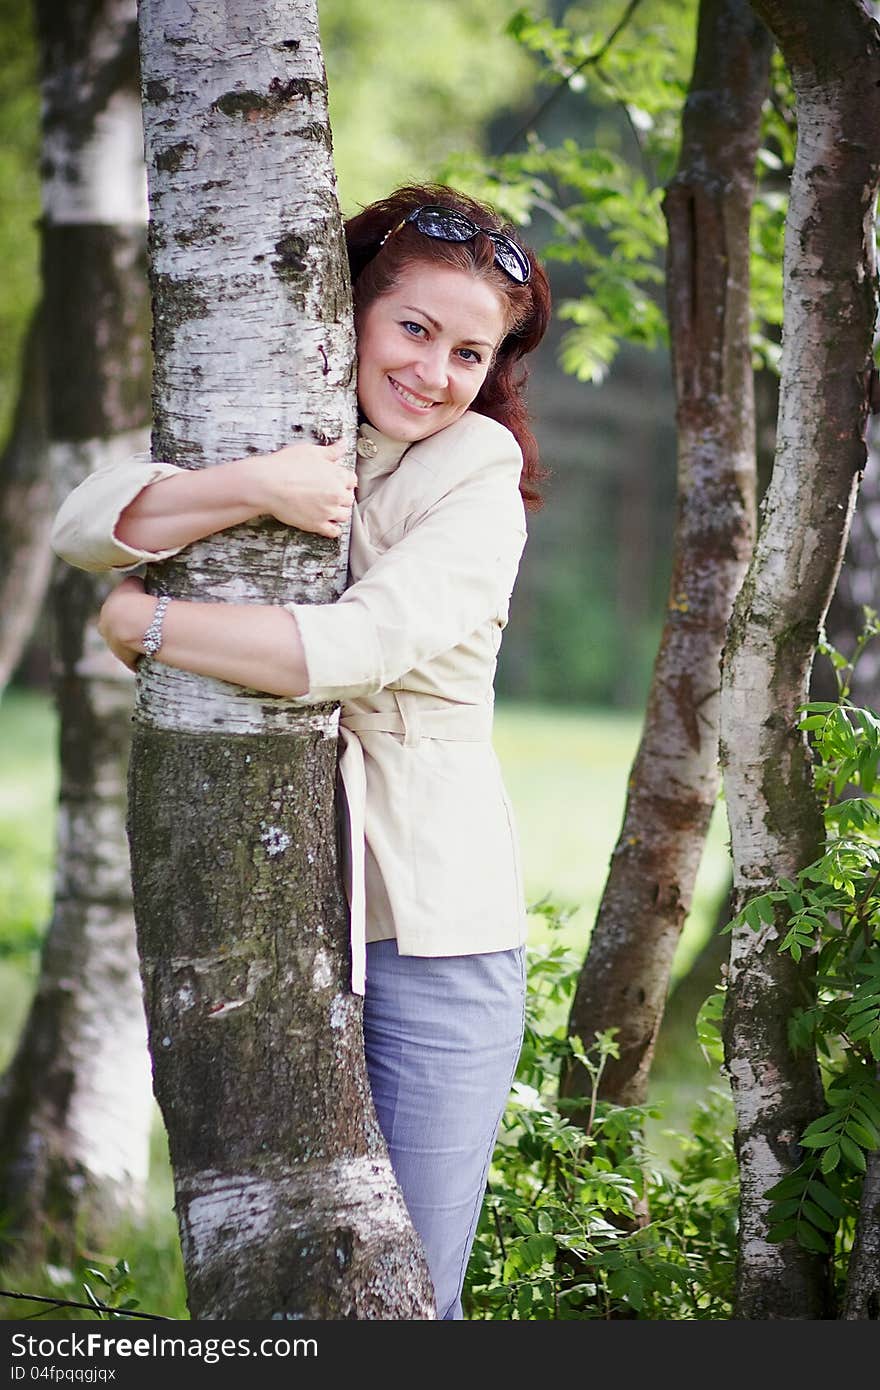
left=489, top=235, right=531, bottom=284
left=416, top=207, right=476, bottom=242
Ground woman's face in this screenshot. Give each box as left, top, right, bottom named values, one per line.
left=355, top=263, right=508, bottom=442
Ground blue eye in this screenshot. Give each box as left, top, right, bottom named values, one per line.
left=458, top=348, right=481, bottom=364
left=401, top=320, right=425, bottom=336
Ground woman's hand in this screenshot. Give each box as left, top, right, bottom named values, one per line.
left=251, top=439, right=356, bottom=538
left=97, top=575, right=155, bottom=670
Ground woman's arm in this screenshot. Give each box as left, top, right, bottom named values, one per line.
left=51, top=438, right=356, bottom=573
left=99, top=577, right=309, bottom=697
left=115, top=439, right=355, bottom=552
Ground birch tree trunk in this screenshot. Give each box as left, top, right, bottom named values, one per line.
left=0, top=0, right=154, bottom=1258
left=131, top=0, right=433, bottom=1320
left=561, top=0, right=768, bottom=1110
left=0, top=306, right=50, bottom=698
left=719, top=0, right=880, bottom=1321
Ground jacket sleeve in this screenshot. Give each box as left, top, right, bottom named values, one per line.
left=50, top=453, right=188, bottom=573
left=285, top=435, right=527, bottom=704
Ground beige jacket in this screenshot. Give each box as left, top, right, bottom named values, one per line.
left=50, top=409, right=529, bottom=994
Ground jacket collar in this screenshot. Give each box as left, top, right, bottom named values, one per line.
left=355, top=421, right=413, bottom=492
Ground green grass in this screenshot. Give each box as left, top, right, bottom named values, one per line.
left=0, top=688, right=57, bottom=1066
left=493, top=702, right=731, bottom=977
left=0, top=687, right=732, bottom=1318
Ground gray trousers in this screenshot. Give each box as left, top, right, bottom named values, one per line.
left=363, top=938, right=527, bottom=1319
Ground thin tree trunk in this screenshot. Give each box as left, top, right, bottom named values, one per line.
left=0, top=306, right=50, bottom=698
left=719, top=0, right=880, bottom=1321
left=561, top=0, right=768, bottom=1110
left=0, top=0, right=154, bottom=1259
left=843, top=1064, right=880, bottom=1318
left=131, top=0, right=433, bottom=1319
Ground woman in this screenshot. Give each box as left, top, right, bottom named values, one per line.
left=51, top=184, right=551, bottom=1319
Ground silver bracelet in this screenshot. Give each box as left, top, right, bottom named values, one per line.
left=141, top=595, right=171, bottom=659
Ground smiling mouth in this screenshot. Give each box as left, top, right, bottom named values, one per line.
left=388, top=376, right=440, bottom=410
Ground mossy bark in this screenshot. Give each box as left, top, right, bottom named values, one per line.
left=133, top=0, right=433, bottom=1318
left=719, top=0, right=880, bottom=1321
left=562, top=0, right=768, bottom=1111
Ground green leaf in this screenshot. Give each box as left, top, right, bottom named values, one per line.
left=806, top=1182, right=845, bottom=1219
left=802, top=1110, right=843, bottom=1135
left=800, top=1130, right=839, bottom=1148
left=800, top=1200, right=837, bottom=1233
left=840, top=1135, right=867, bottom=1172
left=766, top=1219, right=798, bottom=1243
left=820, top=1144, right=841, bottom=1174
left=764, top=1170, right=810, bottom=1201
left=846, top=1121, right=878, bottom=1151
left=853, top=1091, right=880, bottom=1128
left=768, top=1197, right=804, bottom=1220
left=796, top=1222, right=830, bottom=1254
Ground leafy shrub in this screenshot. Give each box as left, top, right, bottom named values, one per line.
left=464, top=903, right=737, bottom=1319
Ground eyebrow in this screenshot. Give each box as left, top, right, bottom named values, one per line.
left=401, top=305, right=495, bottom=350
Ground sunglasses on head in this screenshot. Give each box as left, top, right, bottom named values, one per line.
left=378, top=204, right=532, bottom=285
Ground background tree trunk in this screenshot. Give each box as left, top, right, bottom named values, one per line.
left=818, top=420, right=880, bottom=707
left=131, top=0, right=433, bottom=1319
left=719, top=0, right=880, bottom=1321
left=561, top=0, right=768, bottom=1110
left=0, top=305, right=49, bottom=698
left=0, top=0, right=154, bottom=1259
left=843, top=1062, right=880, bottom=1318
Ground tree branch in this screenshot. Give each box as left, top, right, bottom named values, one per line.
left=498, top=0, right=646, bottom=154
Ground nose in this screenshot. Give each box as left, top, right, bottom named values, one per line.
left=413, top=344, right=448, bottom=392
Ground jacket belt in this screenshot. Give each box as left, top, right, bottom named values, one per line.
left=336, top=692, right=494, bottom=994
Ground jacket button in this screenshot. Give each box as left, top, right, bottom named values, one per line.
left=356, top=435, right=378, bottom=459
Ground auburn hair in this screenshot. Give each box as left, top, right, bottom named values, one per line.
left=344, top=183, right=551, bottom=509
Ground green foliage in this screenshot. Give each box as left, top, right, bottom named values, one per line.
left=441, top=0, right=792, bottom=383
left=81, top=1258, right=141, bottom=1319
left=464, top=904, right=737, bottom=1319
left=708, top=618, right=880, bottom=1283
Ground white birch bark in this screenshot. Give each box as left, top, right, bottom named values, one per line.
left=0, top=0, right=154, bottom=1256
left=719, top=0, right=880, bottom=1320
left=131, top=0, right=434, bottom=1319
